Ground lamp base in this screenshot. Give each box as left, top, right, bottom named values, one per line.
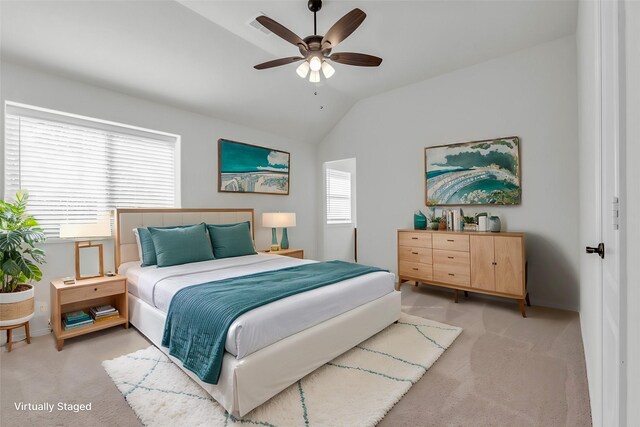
left=281, top=228, right=290, bottom=250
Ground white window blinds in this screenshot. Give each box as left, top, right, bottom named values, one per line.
left=4, top=103, right=179, bottom=238
left=326, top=168, right=352, bottom=224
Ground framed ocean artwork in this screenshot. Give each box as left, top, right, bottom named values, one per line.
left=218, top=139, right=290, bottom=195
left=425, top=137, right=521, bottom=206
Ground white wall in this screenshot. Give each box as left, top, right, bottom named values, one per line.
left=317, top=36, right=580, bottom=310
left=625, top=1, right=640, bottom=423
left=0, top=62, right=318, bottom=339
left=322, top=158, right=357, bottom=262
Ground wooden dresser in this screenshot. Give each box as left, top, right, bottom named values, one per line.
left=397, top=229, right=529, bottom=317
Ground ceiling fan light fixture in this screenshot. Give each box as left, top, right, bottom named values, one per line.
left=321, top=61, right=335, bottom=79
left=309, top=56, right=322, bottom=72
left=309, top=70, right=320, bottom=83
left=296, top=61, right=310, bottom=78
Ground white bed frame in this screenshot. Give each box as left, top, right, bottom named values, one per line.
left=115, top=208, right=401, bottom=417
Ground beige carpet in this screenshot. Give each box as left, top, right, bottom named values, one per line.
left=102, top=313, right=461, bottom=426
left=0, top=285, right=592, bottom=427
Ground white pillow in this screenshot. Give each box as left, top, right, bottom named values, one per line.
left=132, top=228, right=143, bottom=261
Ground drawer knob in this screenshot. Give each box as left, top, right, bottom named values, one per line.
left=94, top=288, right=98, bottom=291
left=492, top=262, right=497, bottom=265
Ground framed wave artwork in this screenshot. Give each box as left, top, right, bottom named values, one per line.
left=425, top=137, right=521, bottom=206
left=218, top=139, right=290, bottom=195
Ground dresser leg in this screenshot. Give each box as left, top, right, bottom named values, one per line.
left=414, top=281, right=419, bottom=287
left=518, top=299, right=527, bottom=318
left=525, top=292, right=531, bottom=307
left=57, top=339, right=64, bottom=351
left=454, top=289, right=459, bottom=303
left=464, top=291, right=469, bottom=297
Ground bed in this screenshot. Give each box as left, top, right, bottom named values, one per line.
left=115, top=208, right=401, bottom=417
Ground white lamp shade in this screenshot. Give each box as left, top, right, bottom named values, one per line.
left=59, top=219, right=111, bottom=239
left=309, top=56, right=322, bottom=71
left=262, top=212, right=296, bottom=228
left=296, top=61, right=310, bottom=78
left=309, top=70, right=320, bottom=83
left=321, top=61, right=335, bottom=79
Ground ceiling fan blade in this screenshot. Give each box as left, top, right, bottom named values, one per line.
left=321, top=8, right=366, bottom=50
left=328, top=52, right=382, bottom=67
left=254, top=56, right=304, bottom=70
left=256, top=16, right=308, bottom=50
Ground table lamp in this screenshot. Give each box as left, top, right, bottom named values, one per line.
left=59, top=218, right=111, bottom=280
left=262, top=212, right=296, bottom=250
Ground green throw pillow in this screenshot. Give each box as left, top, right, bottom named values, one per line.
left=136, top=225, right=191, bottom=267
left=148, top=223, right=215, bottom=267
left=207, top=222, right=256, bottom=259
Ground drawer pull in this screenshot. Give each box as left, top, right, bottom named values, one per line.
left=447, top=239, right=455, bottom=242
left=448, top=256, right=454, bottom=259
left=94, top=288, right=98, bottom=291
left=411, top=237, right=419, bottom=240
left=448, top=273, right=455, bottom=276
left=492, top=262, right=497, bottom=265
left=412, top=251, right=419, bottom=255
left=412, top=268, right=419, bottom=271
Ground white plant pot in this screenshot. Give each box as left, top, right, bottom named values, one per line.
left=0, top=284, right=35, bottom=326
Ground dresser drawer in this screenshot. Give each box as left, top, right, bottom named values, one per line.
left=60, top=280, right=126, bottom=305
left=399, top=261, right=433, bottom=281
left=433, top=249, right=470, bottom=267
left=398, top=232, right=432, bottom=248
left=398, top=246, right=432, bottom=264
left=433, top=268, right=470, bottom=286
left=432, top=234, right=470, bottom=252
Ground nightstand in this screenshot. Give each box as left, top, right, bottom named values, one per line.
left=50, top=275, right=128, bottom=351
left=258, top=248, right=304, bottom=259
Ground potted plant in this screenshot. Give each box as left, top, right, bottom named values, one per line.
left=438, top=216, right=447, bottom=230
left=463, top=216, right=477, bottom=231
left=0, top=191, right=46, bottom=328
left=430, top=216, right=441, bottom=230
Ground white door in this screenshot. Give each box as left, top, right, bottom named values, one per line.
left=597, top=1, right=625, bottom=425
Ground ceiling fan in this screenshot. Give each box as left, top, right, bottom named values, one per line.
left=253, top=0, right=382, bottom=82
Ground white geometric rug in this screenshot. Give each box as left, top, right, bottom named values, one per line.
left=103, top=313, right=462, bottom=427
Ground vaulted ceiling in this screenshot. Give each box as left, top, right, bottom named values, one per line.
left=0, top=1, right=577, bottom=143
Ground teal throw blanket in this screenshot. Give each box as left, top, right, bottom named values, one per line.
left=161, top=260, right=385, bottom=384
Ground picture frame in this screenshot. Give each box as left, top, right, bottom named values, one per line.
left=218, top=139, right=290, bottom=195
left=425, top=136, right=521, bottom=206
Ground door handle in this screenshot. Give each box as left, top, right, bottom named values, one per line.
left=586, top=243, right=605, bottom=259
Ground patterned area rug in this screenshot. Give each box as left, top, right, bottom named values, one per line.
left=103, top=313, right=462, bottom=427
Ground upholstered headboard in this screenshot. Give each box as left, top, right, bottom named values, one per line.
left=114, top=208, right=255, bottom=267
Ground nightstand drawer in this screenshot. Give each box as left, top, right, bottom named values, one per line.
left=60, top=280, right=125, bottom=305
left=398, top=246, right=432, bottom=264
left=433, top=234, right=470, bottom=252
left=399, top=232, right=432, bottom=248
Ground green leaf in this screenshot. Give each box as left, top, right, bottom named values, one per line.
left=2, top=259, right=21, bottom=277
left=0, top=231, right=22, bottom=252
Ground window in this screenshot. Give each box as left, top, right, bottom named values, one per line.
left=326, top=168, right=351, bottom=224
left=4, top=102, right=180, bottom=238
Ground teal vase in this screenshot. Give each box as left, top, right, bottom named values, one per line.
left=281, top=227, right=290, bottom=249
left=271, top=228, right=278, bottom=246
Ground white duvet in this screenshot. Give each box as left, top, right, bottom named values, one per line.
left=119, top=253, right=396, bottom=359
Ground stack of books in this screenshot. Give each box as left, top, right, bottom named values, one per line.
left=62, top=310, right=94, bottom=330
left=89, top=305, right=120, bottom=322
